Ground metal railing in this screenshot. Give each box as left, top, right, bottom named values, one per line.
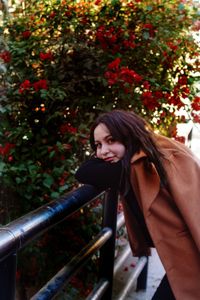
left=0, top=184, right=148, bottom=300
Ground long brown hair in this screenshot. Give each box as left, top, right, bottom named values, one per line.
left=90, top=110, right=167, bottom=193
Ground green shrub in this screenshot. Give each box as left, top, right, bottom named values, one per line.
left=0, top=0, right=199, bottom=210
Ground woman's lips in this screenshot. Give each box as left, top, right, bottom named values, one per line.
left=104, top=157, right=115, bottom=162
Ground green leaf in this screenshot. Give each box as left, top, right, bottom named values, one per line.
left=178, top=4, right=185, bottom=10
left=143, top=32, right=150, bottom=40
left=43, top=174, right=54, bottom=188
left=51, top=191, right=60, bottom=199
left=146, top=6, right=153, bottom=11
left=28, top=164, right=38, bottom=174
left=16, top=177, right=22, bottom=184
left=59, top=184, right=69, bottom=192
left=24, top=193, right=33, bottom=200
left=52, top=166, right=64, bottom=177
left=40, top=90, right=48, bottom=99
left=49, top=150, right=56, bottom=158
left=0, top=106, right=7, bottom=113
left=10, top=166, right=18, bottom=172
left=0, top=162, right=6, bottom=173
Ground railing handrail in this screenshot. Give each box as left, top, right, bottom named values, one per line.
left=31, top=227, right=113, bottom=300
left=0, top=184, right=148, bottom=300
left=0, top=184, right=102, bottom=262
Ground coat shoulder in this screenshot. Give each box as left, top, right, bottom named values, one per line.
left=155, top=134, right=198, bottom=161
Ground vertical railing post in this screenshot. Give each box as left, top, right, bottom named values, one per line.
left=0, top=253, right=17, bottom=300
left=99, top=188, right=118, bottom=300
left=136, top=256, right=149, bottom=291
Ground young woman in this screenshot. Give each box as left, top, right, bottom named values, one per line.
left=75, top=110, right=200, bottom=300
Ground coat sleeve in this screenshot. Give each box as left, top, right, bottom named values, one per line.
left=164, top=151, right=200, bottom=251
left=75, top=157, right=122, bottom=190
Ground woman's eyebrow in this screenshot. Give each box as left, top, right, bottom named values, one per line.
left=94, top=139, right=101, bottom=144
left=95, top=134, right=112, bottom=143
left=105, top=134, right=113, bottom=139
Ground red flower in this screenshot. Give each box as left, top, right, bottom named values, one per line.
left=192, top=112, right=200, bottom=123
left=119, top=67, right=142, bottom=84
left=143, top=81, right=151, bottom=90
left=143, top=23, right=156, bottom=38
left=59, top=177, right=65, bottom=186
left=22, top=30, right=32, bottom=39
left=59, top=171, right=69, bottom=186
left=123, top=40, right=136, bottom=49
left=181, top=87, right=190, bottom=98
left=141, top=91, right=159, bottom=110
left=49, top=11, right=56, bottom=19
left=0, top=50, right=11, bottom=63
left=142, top=91, right=152, bottom=98
left=104, top=71, right=118, bottom=85
left=96, top=25, right=124, bottom=53
left=0, top=143, right=15, bottom=156
left=33, top=79, right=48, bottom=91
left=39, top=51, right=54, bottom=61
left=8, top=155, right=14, bottom=162
left=167, top=95, right=184, bottom=108
left=178, top=75, right=187, bottom=86
left=108, top=58, right=121, bottom=70
left=95, top=0, right=101, bottom=5
left=167, top=42, right=178, bottom=52
left=154, top=91, right=164, bottom=99
left=64, top=10, right=72, bottom=17
left=143, top=23, right=153, bottom=29
left=60, top=124, right=77, bottom=135
left=191, top=96, right=200, bottom=111
left=19, top=80, right=31, bottom=94
left=105, top=63, right=142, bottom=88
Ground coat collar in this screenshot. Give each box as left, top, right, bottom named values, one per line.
left=130, top=150, right=147, bottom=163
left=130, top=150, right=160, bottom=214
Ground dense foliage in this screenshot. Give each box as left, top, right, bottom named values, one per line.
left=0, top=0, right=199, bottom=297
left=0, top=0, right=199, bottom=212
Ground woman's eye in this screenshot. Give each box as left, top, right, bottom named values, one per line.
left=95, top=143, right=101, bottom=149
left=108, top=138, right=114, bottom=144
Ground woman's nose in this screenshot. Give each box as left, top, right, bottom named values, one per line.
left=101, top=144, right=109, bottom=155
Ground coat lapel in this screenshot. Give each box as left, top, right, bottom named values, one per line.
left=130, top=151, right=161, bottom=214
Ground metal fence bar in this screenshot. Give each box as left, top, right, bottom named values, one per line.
left=85, top=199, right=126, bottom=300
left=114, top=244, right=131, bottom=276
left=136, top=256, right=149, bottom=291
left=116, top=212, right=125, bottom=230
left=116, top=256, right=148, bottom=300
left=0, top=253, right=17, bottom=300
left=86, top=279, right=109, bottom=300
left=0, top=185, right=100, bottom=262
left=31, top=227, right=112, bottom=300
left=99, top=188, right=119, bottom=300
left=187, top=126, right=193, bottom=148
left=0, top=185, right=149, bottom=300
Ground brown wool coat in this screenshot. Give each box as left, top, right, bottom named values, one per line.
left=121, top=134, right=200, bottom=300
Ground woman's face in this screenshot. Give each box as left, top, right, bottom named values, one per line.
left=93, top=123, right=126, bottom=163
